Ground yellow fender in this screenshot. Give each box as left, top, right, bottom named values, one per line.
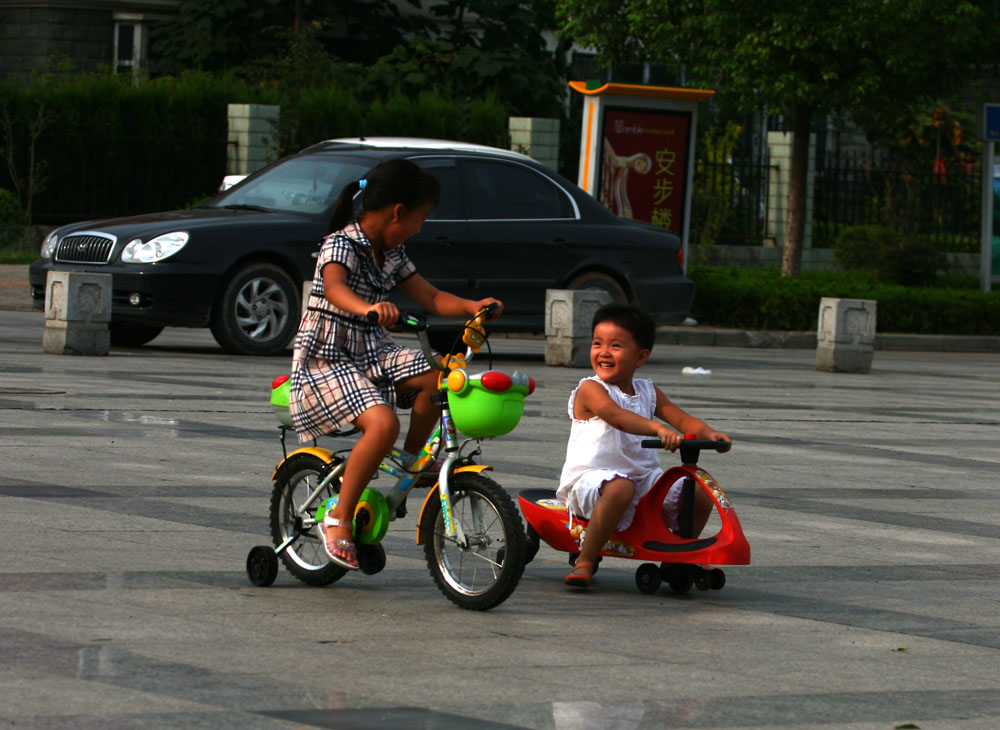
left=415, top=464, right=493, bottom=544
left=269, top=446, right=335, bottom=482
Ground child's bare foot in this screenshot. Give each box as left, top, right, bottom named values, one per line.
left=319, top=518, right=359, bottom=570
left=564, top=561, right=594, bottom=588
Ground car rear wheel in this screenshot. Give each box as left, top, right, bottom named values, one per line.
left=566, top=271, right=629, bottom=305
left=210, top=263, right=299, bottom=355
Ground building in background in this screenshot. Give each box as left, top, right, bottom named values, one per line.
left=0, top=1, right=181, bottom=80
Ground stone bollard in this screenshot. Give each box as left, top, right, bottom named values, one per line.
left=43, top=271, right=111, bottom=356
left=545, top=289, right=611, bottom=367
left=816, top=297, right=876, bottom=373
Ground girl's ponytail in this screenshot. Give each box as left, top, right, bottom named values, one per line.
left=328, top=180, right=361, bottom=234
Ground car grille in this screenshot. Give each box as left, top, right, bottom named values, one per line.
left=54, top=233, right=116, bottom=264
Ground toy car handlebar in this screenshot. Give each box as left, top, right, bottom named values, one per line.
left=641, top=438, right=732, bottom=453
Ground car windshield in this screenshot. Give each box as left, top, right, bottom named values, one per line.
left=208, top=156, right=372, bottom=216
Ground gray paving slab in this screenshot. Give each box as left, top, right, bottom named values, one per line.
left=0, top=308, right=999, bottom=729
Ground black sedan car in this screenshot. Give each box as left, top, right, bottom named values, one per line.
left=30, top=138, right=693, bottom=355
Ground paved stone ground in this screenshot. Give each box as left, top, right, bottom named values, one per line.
left=0, top=309, right=998, bottom=729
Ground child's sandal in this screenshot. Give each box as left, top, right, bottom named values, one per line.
left=564, top=561, right=594, bottom=588
left=318, top=516, right=359, bottom=571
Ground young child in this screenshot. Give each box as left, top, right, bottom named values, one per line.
left=557, top=303, right=730, bottom=588
left=289, top=158, right=501, bottom=571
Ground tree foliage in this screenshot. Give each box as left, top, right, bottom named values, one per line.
left=152, top=0, right=568, bottom=118
left=557, top=0, right=1000, bottom=276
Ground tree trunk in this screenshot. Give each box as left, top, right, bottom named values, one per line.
left=781, top=105, right=812, bottom=278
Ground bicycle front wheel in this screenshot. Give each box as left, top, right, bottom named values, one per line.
left=270, top=452, right=347, bottom=586
left=420, top=472, right=526, bottom=611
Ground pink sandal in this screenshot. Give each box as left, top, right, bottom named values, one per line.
left=318, top=516, right=359, bottom=571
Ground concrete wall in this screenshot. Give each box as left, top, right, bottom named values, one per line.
left=509, top=117, right=559, bottom=172
left=766, top=130, right=817, bottom=250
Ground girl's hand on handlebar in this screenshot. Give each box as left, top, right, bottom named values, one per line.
left=366, top=301, right=399, bottom=327
left=471, top=298, right=503, bottom=320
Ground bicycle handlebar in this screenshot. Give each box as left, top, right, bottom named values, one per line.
left=367, top=305, right=498, bottom=370
left=367, top=309, right=427, bottom=333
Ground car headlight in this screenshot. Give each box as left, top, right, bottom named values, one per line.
left=41, top=231, right=59, bottom=259
left=121, top=231, right=190, bottom=263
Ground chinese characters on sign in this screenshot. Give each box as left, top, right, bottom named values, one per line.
left=599, top=108, right=691, bottom=234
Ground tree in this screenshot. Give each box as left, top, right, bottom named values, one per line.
left=557, top=0, right=1000, bottom=277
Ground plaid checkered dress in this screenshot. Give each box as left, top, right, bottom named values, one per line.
left=289, top=220, right=432, bottom=442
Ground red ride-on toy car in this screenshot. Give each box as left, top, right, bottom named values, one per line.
left=518, top=437, right=749, bottom=594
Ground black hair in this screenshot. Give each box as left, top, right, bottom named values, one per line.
left=591, top=303, right=656, bottom=351
left=328, top=158, right=441, bottom=234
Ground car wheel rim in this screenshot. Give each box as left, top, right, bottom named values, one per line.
left=235, top=276, right=290, bottom=342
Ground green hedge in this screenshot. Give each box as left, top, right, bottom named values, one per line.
left=689, top=267, right=1000, bottom=335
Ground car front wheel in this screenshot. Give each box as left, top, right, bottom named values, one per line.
left=210, top=263, right=299, bottom=355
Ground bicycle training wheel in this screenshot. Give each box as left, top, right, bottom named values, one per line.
left=419, top=472, right=526, bottom=611
left=270, top=452, right=347, bottom=586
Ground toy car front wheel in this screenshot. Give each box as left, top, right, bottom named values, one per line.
left=635, top=563, right=662, bottom=594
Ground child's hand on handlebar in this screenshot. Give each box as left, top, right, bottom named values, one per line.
left=655, top=426, right=683, bottom=452
left=471, top=298, right=503, bottom=320
left=703, top=429, right=731, bottom=445
left=366, top=301, right=400, bottom=327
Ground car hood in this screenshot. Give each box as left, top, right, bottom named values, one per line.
left=52, top=207, right=319, bottom=238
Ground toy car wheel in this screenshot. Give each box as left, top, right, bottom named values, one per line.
left=695, top=571, right=712, bottom=591
left=666, top=575, right=694, bottom=594
left=709, top=568, right=726, bottom=590
left=357, top=542, right=386, bottom=575
left=246, top=545, right=279, bottom=587
left=635, top=563, right=662, bottom=594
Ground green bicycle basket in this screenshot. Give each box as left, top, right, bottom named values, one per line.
left=270, top=375, right=292, bottom=427
left=443, top=369, right=534, bottom=439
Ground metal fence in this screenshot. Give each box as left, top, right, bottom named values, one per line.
left=691, top=151, right=981, bottom=251
left=811, top=152, right=980, bottom=251
left=691, top=159, right=774, bottom=246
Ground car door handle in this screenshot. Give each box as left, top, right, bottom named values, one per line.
left=550, top=238, right=568, bottom=248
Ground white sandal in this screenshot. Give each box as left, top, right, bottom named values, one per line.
left=318, top=516, right=359, bottom=570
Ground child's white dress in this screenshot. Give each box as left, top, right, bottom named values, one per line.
left=557, top=375, right=678, bottom=532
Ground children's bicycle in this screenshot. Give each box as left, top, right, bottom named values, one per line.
left=245, top=305, right=535, bottom=611
left=519, top=437, right=749, bottom=594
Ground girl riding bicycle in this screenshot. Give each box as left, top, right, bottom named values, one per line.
left=289, top=159, right=501, bottom=571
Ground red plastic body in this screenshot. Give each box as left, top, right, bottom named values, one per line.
left=519, top=463, right=750, bottom=567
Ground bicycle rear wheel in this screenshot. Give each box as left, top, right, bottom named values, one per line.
left=270, top=452, right=347, bottom=586
left=419, top=472, right=526, bottom=610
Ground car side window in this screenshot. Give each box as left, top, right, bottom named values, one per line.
left=414, top=158, right=461, bottom=221
left=462, top=160, right=573, bottom=220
